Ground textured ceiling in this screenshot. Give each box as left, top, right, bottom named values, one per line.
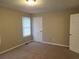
left=0, top=0, right=79, bottom=13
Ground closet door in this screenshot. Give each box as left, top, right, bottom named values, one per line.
left=70, top=14, right=79, bottom=53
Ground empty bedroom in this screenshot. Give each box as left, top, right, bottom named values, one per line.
left=0, top=0, right=79, bottom=59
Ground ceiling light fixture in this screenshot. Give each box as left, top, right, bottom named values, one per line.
left=26, top=0, right=36, bottom=5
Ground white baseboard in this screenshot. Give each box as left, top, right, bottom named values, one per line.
left=34, top=40, right=69, bottom=47
left=69, top=48, right=79, bottom=54
left=0, top=40, right=32, bottom=54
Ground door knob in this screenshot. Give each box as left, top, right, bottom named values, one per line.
left=40, top=31, right=42, bottom=32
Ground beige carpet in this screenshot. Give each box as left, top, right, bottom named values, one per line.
left=0, top=42, right=79, bottom=59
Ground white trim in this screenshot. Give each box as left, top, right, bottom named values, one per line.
left=0, top=40, right=32, bottom=54
left=34, top=40, right=69, bottom=47
left=69, top=49, right=79, bottom=54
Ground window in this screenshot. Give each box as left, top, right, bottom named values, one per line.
left=22, top=16, right=31, bottom=37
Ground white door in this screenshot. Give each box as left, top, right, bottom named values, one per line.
left=32, top=16, right=43, bottom=42
left=70, top=14, right=79, bottom=53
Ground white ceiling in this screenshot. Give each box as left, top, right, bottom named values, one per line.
left=0, top=0, right=79, bottom=13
